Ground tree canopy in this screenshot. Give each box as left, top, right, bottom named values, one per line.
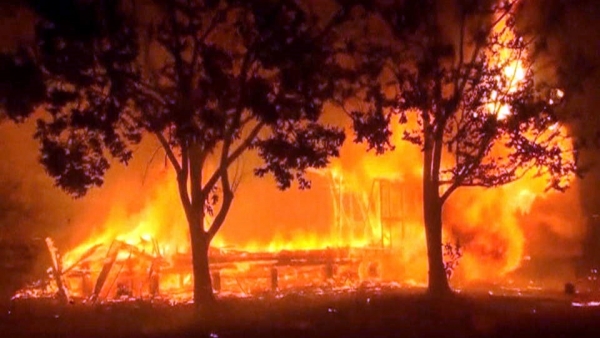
left=13, top=0, right=351, bottom=198
left=352, top=0, right=577, bottom=198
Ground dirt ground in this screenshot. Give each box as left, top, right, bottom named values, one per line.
left=1, top=290, right=599, bottom=338
left=4, top=240, right=598, bottom=337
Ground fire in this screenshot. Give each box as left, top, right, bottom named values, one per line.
left=13, top=0, right=583, bottom=302
left=322, top=0, right=579, bottom=285
left=486, top=2, right=528, bottom=121
left=449, top=1, right=578, bottom=281
left=61, top=172, right=191, bottom=266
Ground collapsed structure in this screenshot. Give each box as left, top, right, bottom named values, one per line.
left=14, top=174, right=426, bottom=303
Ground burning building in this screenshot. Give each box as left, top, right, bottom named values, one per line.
left=10, top=114, right=584, bottom=303
left=6, top=0, right=589, bottom=304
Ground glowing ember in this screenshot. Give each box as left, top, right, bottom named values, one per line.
left=572, top=301, right=600, bottom=308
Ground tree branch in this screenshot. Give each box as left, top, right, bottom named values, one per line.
left=177, top=141, right=193, bottom=222
left=155, top=131, right=182, bottom=174
left=189, top=143, right=207, bottom=217
left=440, top=126, right=496, bottom=203
left=200, top=43, right=258, bottom=197
left=201, top=121, right=265, bottom=197
left=452, top=5, right=513, bottom=108
left=165, top=2, right=191, bottom=98
left=207, top=167, right=234, bottom=242
left=315, top=5, right=351, bottom=42
left=227, top=121, right=265, bottom=165
left=191, top=6, right=231, bottom=73
left=440, top=180, right=460, bottom=204
left=142, top=145, right=163, bottom=185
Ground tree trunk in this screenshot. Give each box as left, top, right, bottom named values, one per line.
left=423, top=187, right=451, bottom=297
left=189, top=219, right=214, bottom=306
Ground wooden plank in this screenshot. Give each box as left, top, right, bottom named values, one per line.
left=45, top=237, right=69, bottom=304
left=62, top=244, right=103, bottom=275
left=90, top=240, right=122, bottom=302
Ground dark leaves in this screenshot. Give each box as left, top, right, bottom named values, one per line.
left=12, top=0, right=350, bottom=200
left=255, top=123, right=345, bottom=190
left=0, top=50, right=46, bottom=121
left=245, top=76, right=277, bottom=123
left=351, top=110, right=394, bottom=154
left=350, top=1, right=577, bottom=198
left=200, top=44, right=233, bottom=93
left=36, top=129, right=110, bottom=198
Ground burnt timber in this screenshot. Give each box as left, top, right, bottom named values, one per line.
left=26, top=238, right=387, bottom=302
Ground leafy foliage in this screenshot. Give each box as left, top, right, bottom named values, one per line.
left=0, top=49, right=46, bottom=122
left=443, top=241, right=463, bottom=278
left=12, top=0, right=352, bottom=201
left=350, top=0, right=577, bottom=200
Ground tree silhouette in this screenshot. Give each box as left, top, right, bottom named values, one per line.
left=0, top=49, right=45, bottom=123
left=9, top=0, right=354, bottom=305
left=350, top=0, right=578, bottom=296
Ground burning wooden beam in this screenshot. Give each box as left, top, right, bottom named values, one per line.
left=45, top=237, right=69, bottom=304
left=61, top=244, right=103, bottom=275
left=90, top=240, right=122, bottom=302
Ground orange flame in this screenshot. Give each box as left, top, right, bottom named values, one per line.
left=15, top=0, right=584, bottom=301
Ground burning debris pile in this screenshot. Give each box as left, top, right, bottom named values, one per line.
left=13, top=235, right=407, bottom=303
left=12, top=168, right=424, bottom=303
left=10, top=152, right=584, bottom=304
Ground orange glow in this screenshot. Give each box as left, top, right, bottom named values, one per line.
left=486, top=3, right=528, bottom=121
left=12, top=0, right=583, bottom=302
left=449, top=1, right=577, bottom=281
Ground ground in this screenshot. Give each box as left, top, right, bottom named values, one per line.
left=1, top=290, right=599, bottom=338
left=1, top=242, right=598, bottom=337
